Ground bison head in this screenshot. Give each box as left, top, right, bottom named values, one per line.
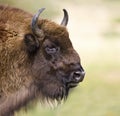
left=24, top=8, right=85, bottom=102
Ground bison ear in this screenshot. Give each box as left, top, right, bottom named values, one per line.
left=24, top=34, right=39, bottom=53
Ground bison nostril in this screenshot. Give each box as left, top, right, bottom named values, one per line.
left=74, top=71, right=81, bottom=77
left=73, top=70, right=85, bottom=82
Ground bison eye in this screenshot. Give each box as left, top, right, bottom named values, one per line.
left=45, top=46, right=59, bottom=55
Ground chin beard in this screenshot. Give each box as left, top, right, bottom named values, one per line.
left=35, top=74, right=80, bottom=105
left=37, top=83, right=70, bottom=105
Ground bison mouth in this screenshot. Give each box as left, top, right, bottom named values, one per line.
left=54, top=69, right=85, bottom=100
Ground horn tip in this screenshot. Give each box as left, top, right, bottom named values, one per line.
left=63, top=9, right=67, bottom=12
left=61, top=8, right=68, bottom=26
left=38, top=8, right=46, bottom=12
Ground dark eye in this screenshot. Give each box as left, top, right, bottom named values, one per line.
left=45, top=46, right=59, bottom=55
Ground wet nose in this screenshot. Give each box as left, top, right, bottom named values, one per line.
left=73, top=70, right=85, bottom=82
left=71, top=64, right=85, bottom=82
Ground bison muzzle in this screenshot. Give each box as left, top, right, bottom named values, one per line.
left=0, top=5, right=85, bottom=116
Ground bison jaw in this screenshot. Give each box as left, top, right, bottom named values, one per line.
left=36, top=68, right=85, bottom=103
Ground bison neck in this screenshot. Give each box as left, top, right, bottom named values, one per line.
left=0, top=83, right=37, bottom=116
left=0, top=43, right=36, bottom=115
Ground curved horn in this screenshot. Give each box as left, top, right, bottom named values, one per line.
left=31, top=8, right=45, bottom=37
left=61, top=9, right=69, bottom=26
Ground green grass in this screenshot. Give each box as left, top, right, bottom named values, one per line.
left=16, top=70, right=120, bottom=116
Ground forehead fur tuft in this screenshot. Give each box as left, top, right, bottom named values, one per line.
left=38, top=19, right=72, bottom=48
left=38, top=19, right=67, bottom=35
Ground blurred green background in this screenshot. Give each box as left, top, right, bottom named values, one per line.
left=0, top=0, right=120, bottom=116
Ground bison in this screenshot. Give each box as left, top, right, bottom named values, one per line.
left=0, top=5, right=85, bottom=116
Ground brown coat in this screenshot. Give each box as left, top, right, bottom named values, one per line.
left=0, top=5, right=85, bottom=116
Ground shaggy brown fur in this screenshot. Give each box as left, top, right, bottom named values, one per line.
left=0, top=5, right=85, bottom=116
